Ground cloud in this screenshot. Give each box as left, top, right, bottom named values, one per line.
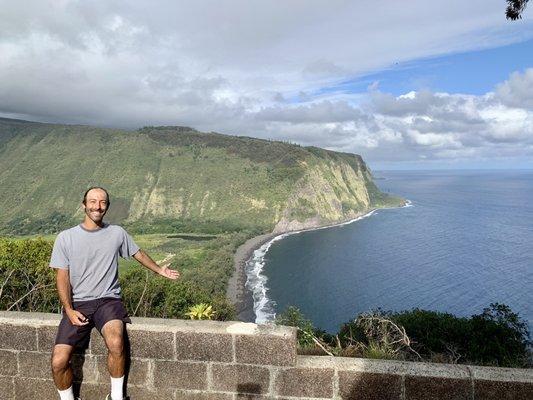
left=495, top=68, right=533, bottom=110
left=249, top=79, right=533, bottom=165
left=255, top=101, right=366, bottom=124
left=369, top=90, right=448, bottom=116
left=0, top=1, right=533, bottom=167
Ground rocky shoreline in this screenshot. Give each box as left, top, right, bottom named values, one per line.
left=226, top=232, right=277, bottom=321
left=227, top=209, right=386, bottom=322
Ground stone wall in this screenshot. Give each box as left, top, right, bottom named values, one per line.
left=0, top=311, right=532, bottom=399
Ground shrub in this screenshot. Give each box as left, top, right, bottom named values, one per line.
left=390, top=309, right=470, bottom=362
left=0, top=237, right=236, bottom=321
left=387, top=305, right=530, bottom=367
left=185, top=303, right=215, bottom=320
left=0, top=237, right=59, bottom=312
left=467, top=303, right=530, bottom=367
left=281, top=304, right=531, bottom=367
left=275, top=306, right=317, bottom=348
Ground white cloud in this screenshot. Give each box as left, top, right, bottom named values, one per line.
left=495, top=68, right=533, bottom=109
left=0, top=1, right=533, bottom=167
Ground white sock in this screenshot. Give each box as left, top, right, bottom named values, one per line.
left=110, top=375, right=124, bottom=400
left=57, top=386, right=75, bottom=400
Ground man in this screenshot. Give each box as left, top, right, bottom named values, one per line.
left=49, top=187, right=179, bottom=400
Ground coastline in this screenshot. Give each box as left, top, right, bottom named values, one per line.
left=227, top=232, right=278, bottom=321
left=227, top=206, right=405, bottom=322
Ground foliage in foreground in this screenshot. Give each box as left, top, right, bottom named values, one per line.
left=185, top=303, right=216, bottom=320
left=276, top=305, right=531, bottom=368
left=0, top=237, right=58, bottom=312
left=0, top=236, right=236, bottom=321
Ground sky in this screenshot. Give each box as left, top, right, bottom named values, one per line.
left=0, top=1, right=532, bottom=170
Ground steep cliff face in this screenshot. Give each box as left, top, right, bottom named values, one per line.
left=0, top=118, right=401, bottom=234
left=273, top=151, right=397, bottom=233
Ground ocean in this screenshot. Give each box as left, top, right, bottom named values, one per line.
left=245, top=170, right=533, bottom=333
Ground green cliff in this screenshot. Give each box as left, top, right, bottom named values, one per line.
left=0, top=117, right=402, bottom=235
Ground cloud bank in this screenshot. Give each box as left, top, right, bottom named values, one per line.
left=0, top=0, right=532, bottom=168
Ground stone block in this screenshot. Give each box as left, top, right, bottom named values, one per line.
left=0, top=325, right=37, bottom=351
left=90, top=327, right=176, bottom=359
left=126, top=358, right=151, bottom=386
left=405, top=376, right=471, bottom=400
left=127, top=329, right=175, bottom=360
left=235, top=334, right=296, bottom=366
left=175, top=391, right=233, bottom=400
left=13, top=377, right=57, bottom=399
left=473, top=380, right=533, bottom=400
left=78, top=381, right=109, bottom=399
left=153, top=360, right=207, bottom=390
left=0, top=376, right=14, bottom=399
left=274, top=367, right=334, bottom=398
left=89, top=329, right=107, bottom=355
left=71, top=354, right=98, bottom=384
left=211, top=363, right=270, bottom=394
left=96, top=355, right=150, bottom=385
left=37, top=325, right=58, bottom=353
left=126, top=385, right=176, bottom=400
left=0, top=350, right=18, bottom=377
left=338, top=371, right=402, bottom=400
left=18, top=352, right=51, bottom=379
left=175, top=331, right=232, bottom=362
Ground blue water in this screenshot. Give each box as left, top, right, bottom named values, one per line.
left=261, top=170, right=533, bottom=333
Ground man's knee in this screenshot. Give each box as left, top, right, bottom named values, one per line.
left=51, top=345, right=73, bottom=374
left=106, top=334, right=124, bottom=355
left=103, top=320, right=125, bottom=355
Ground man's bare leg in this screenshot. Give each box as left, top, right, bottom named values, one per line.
left=102, top=319, right=125, bottom=400
left=51, top=344, right=75, bottom=399
left=102, top=319, right=125, bottom=377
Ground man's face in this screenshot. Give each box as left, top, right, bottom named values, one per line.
left=82, top=189, right=109, bottom=223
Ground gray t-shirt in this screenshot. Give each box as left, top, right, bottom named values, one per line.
left=49, top=223, right=140, bottom=301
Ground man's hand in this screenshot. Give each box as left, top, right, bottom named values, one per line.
left=159, top=265, right=180, bottom=280
left=134, top=249, right=180, bottom=280
left=66, top=309, right=89, bottom=326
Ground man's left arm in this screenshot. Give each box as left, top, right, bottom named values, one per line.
left=133, top=249, right=180, bottom=280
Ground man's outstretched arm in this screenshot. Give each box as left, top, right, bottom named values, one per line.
left=55, top=268, right=89, bottom=326
left=133, top=249, right=180, bottom=280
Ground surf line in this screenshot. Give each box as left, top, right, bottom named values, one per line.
left=245, top=200, right=413, bottom=324
left=243, top=210, right=359, bottom=323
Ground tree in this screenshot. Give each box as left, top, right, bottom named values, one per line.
left=506, top=0, right=529, bottom=20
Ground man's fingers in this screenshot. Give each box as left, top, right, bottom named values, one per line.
left=70, top=317, right=88, bottom=326
left=71, top=311, right=89, bottom=325
left=74, top=311, right=87, bottom=321
left=169, top=270, right=180, bottom=279
left=161, top=267, right=180, bottom=279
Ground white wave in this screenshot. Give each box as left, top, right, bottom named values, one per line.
left=244, top=209, right=380, bottom=324
left=403, top=199, right=414, bottom=207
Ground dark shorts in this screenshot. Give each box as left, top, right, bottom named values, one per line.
left=55, top=297, right=131, bottom=347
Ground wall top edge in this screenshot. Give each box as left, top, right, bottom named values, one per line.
left=297, top=355, right=533, bottom=382
left=0, top=311, right=295, bottom=337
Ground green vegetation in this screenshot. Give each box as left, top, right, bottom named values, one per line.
left=185, top=303, right=216, bottom=320
left=0, top=237, right=58, bottom=313
left=275, top=306, right=317, bottom=348
left=276, top=306, right=531, bottom=368
left=389, top=305, right=531, bottom=367
left=0, top=118, right=402, bottom=236
left=0, top=233, right=248, bottom=321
